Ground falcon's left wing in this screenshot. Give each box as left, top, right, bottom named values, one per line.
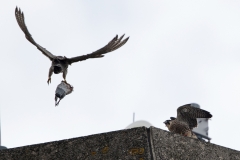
left=67, top=34, right=129, bottom=65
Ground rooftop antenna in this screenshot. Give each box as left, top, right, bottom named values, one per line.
left=133, top=112, right=135, bottom=123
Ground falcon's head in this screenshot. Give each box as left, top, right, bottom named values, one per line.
left=163, top=120, right=171, bottom=127
left=52, top=58, right=65, bottom=74
left=53, top=64, right=62, bottom=74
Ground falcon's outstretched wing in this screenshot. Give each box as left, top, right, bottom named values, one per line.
left=15, top=7, right=56, bottom=60
left=176, top=104, right=212, bottom=129
left=67, top=34, right=129, bottom=65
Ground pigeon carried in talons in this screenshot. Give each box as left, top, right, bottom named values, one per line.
left=55, top=81, right=73, bottom=106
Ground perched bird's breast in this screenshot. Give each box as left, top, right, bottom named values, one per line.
left=169, top=120, right=190, bottom=134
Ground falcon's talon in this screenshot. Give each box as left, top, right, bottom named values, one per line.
left=47, top=78, right=51, bottom=85
left=63, top=79, right=68, bottom=84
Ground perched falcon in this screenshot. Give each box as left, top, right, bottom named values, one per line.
left=15, top=7, right=129, bottom=84
left=164, top=119, right=198, bottom=139
left=163, top=104, right=212, bottom=139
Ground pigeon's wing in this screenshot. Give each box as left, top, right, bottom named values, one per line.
left=176, top=104, right=212, bottom=129
left=15, top=7, right=56, bottom=60
left=67, top=34, right=129, bottom=64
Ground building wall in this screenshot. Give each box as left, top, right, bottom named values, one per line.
left=0, top=127, right=239, bottom=160
left=150, top=127, right=239, bottom=160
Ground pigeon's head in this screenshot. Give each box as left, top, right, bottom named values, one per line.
left=55, top=96, right=61, bottom=106
left=55, top=94, right=66, bottom=106
left=55, top=88, right=66, bottom=106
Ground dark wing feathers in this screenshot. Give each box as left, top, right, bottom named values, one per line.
left=176, top=104, right=212, bottom=129
left=187, top=118, right=198, bottom=129
left=67, top=34, right=129, bottom=64
left=15, top=7, right=56, bottom=60
left=177, top=104, right=212, bottom=119
left=15, top=7, right=129, bottom=63
left=110, top=34, right=128, bottom=51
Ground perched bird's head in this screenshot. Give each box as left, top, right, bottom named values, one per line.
left=163, top=120, right=171, bottom=127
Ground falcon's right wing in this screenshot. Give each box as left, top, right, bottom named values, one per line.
left=15, top=7, right=56, bottom=61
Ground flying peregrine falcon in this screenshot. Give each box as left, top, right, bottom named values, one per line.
left=163, top=104, right=212, bottom=139
left=15, top=7, right=129, bottom=84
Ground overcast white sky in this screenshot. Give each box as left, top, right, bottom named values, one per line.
left=1, top=0, right=240, bottom=151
